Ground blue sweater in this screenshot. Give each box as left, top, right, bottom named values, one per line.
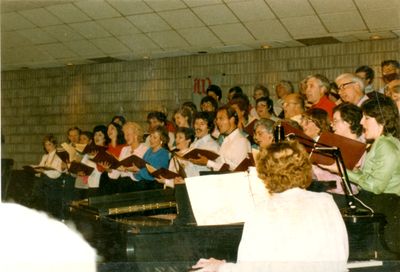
left=134, top=147, right=169, bottom=181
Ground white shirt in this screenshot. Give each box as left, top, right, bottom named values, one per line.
left=190, top=134, right=220, bottom=175
left=108, top=143, right=148, bottom=181
left=207, top=128, right=251, bottom=171
left=39, top=150, right=63, bottom=179
left=219, top=188, right=349, bottom=272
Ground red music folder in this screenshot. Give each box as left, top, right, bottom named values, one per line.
left=181, top=148, right=219, bottom=161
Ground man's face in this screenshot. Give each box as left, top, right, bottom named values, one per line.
left=336, top=77, right=362, bottom=105
left=68, top=129, right=80, bottom=144
left=305, top=77, right=324, bottom=105
left=194, top=118, right=209, bottom=139
left=216, top=110, right=234, bottom=134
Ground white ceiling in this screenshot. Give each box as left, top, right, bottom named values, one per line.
left=1, top=0, right=399, bottom=71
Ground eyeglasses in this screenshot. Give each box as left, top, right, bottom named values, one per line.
left=338, top=81, right=355, bottom=90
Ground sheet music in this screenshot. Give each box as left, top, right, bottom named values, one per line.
left=185, top=172, right=258, bottom=226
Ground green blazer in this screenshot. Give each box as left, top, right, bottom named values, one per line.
left=348, top=135, right=400, bottom=196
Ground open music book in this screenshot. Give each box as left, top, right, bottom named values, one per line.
left=74, top=142, right=108, bottom=154
left=92, top=151, right=147, bottom=169
left=185, top=172, right=255, bottom=226
left=23, top=165, right=58, bottom=173
left=69, top=161, right=94, bottom=176
left=233, top=152, right=255, bottom=172
left=146, top=164, right=182, bottom=179
left=181, top=148, right=219, bottom=161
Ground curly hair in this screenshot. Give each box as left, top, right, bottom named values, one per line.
left=256, top=140, right=312, bottom=194
left=333, top=103, right=363, bottom=137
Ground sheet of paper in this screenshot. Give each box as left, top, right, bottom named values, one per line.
left=185, top=172, right=259, bottom=226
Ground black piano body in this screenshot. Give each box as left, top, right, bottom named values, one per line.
left=68, top=184, right=399, bottom=270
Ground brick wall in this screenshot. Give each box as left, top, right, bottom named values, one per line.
left=1, top=38, right=399, bottom=169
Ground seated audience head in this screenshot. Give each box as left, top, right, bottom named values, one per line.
left=67, top=127, right=81, bottom=145
left=361, top=96, right=400, bottom=140
left=200, top=95, right=218, bottom=113
left=206, top=84, right=222, bottom=103
left=107, top=122, right=125, bottom=145
left=92, top=125, right=109, bottom=146
left=335, top=73, right=365, bottom=105
left=355, top=65, right=375, bottom=87
left=150, top=125, right=170, bottom=150
left=123, top=122, right=144, bottom=146
left=301, top=108, right=330, bottom=139
left=216, top=105, right=239, bottom=135
left=381, top=60, right=400, bottom=85
left=0, top=203, right=96, bottom=272
left=79, top=131, right=93, bottom=144
left=253, top=118, right=275, bottom=149
left=111, top=115, right=126, bottom=126
left=253, top=84, right=270, bottom=101
left=193, top=111, right=215, bottom=139
left=305, top=74, right=330, bottom=105
left=275, top=80, right=294, bottom=99
left=332, top=103, right=363, bottom=138
left=283, top=93, right=305, bottom=119
left=147, top=111, right=167, bottom=132
left=42, top=134, right=57, bottom=153
left=173, top=106, right=192, bottom=128
left=228, top=86, right=243, bottom=101
left=175, top=127, right=195, bottom=150
left=257, top=140, right=312, bottom=194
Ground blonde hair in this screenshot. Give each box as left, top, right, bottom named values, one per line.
left=257, top=140, right=312, bottom=193
left=123, top=122, right=144, bottom=143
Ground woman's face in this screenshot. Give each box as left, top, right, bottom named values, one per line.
left=123, top=127, right=137, bottom=146
left=331, top=111, right=351, bottom=137
left=175, top=132, right=190, bottom=150
left=360, top=114, right=383, bottom=140
left=149, top=131, right=162, bottom=149
left=107, top=124, right=117, bottom=140
left=254, top=126, right=273, bottom=149
left=301, top=116, right=320, bottom=139
left=94, top=131, right=106, bottom=146
left=174, top=113, right=189, bottom=128
left=44, top=140, right=56, bottom=153
left=256, top=101, right=269, bottom=118
left=79, top=134, right=91, bottom=145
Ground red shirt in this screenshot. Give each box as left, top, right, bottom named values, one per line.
left=311, top=96, right=336, bottom=120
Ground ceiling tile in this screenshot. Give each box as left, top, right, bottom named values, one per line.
left=69, top=21, right=111, bottom=39
left=334, top=35, right=360, bottom=42
left=16, top=28, right=58, bottom=44
left=210, top=23, right=254, bottom=43
left=227, top=0, right=275, bottom=22
left=178, top=27, right=222, bottom=46
left=192, top=4, right=238, bottom=25
left=354, top=0, right=399, bottom=11
left=38, top=43, right=78, bottom=59
left=281, top=15, right=327, bottom=38
left=309, top=0, right=356, bottom=14
left=151, top=50, right=191, bottom=59
left=64, top=40, right=103, bottom=57
left=392, top=30, right=400, bottom=36
left=43, top=24, right=85, bottom=42
left=1, top=46, right=54, bottom=65
left=46, top=3, right=91, bottom=23
left=74, top=0, right=120, bottom=19
left=245, top=19, right=292, bottom=41
left=353, top=31, right=398, bottom=40
left=118, top=33, right=162, bottom=52
left=213, top=44, right=253, bottom=52
left=144, top=0, right=186, bottom=11
left=183, top=0, right=222, bottom=7
left=18, top=7, right=63, bottom=27
left=106, top=0, right=153, bottom=15
left=361, top=9, right=400, bottom=30
left=97, top=17, right=141, bottom=36
left=1, top=31, right=33, bottom=49
left=159, top=9, right=204, bottom=29
left=320, top=12, right=366, bottom=33
left=1, top=12, right=36, bottom=31
left=147, top=30, right=190, bottom=49
left=265, top=0, right=314, bottom=18
left=127, top=13, right=171, bottom=32
left=90, top=37, right=131, bottom=54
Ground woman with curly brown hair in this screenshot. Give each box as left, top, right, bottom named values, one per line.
left=193, top=140, right=348, bottom=272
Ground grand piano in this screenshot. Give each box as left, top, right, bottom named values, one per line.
left=68, top=182, right=399, bottom=271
